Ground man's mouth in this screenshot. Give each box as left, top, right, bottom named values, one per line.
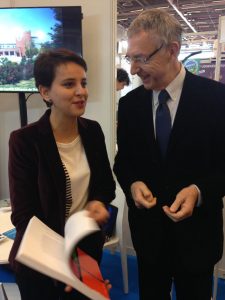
left=141, top=74, right=150, bottom=83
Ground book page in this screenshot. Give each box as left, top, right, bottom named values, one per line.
left=64, top=210, right=99, bottom=261
left=16, top=217, right=75, bottom=284
left=16, top=215, right=110, bottom=300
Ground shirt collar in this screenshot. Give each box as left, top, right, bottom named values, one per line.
left=153, top=64, right=186, bottom=106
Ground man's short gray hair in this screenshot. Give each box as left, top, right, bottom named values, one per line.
left=127, top=8, right=183, bottom=46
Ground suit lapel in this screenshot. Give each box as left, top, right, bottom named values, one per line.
left=138, top=87, right=156, bottom=147
left=37, top=110, right=65, bottom=202
left=167, top=71, right=199, bottom=155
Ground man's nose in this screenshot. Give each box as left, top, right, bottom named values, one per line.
left=130, top=61, right=140, bottom=76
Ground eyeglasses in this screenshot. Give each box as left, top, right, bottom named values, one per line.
left=125, top=43, right=164, bottom=65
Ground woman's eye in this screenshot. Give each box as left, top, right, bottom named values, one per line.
left=63, top=82, right=74, bottom=88
left=62, top=81, right=87, bottom=89
left=81, top=81, right=87, bottom=88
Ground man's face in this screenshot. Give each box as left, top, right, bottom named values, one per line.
left=126, top=30, right=174, bottom=90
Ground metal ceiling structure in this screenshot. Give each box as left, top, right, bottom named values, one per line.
left=117, top=0, right=225, bottom=46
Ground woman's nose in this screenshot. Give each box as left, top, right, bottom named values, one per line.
left=75, top=84, right=86, bottom=95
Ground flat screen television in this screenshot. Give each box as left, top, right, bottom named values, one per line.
left=0, top=6, right=83, bottom=93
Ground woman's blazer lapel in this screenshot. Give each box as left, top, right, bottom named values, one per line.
left=36, top=111, right=66, bottom=206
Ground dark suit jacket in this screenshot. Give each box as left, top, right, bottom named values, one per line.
left=8, top=109, right=115, bottom=271
left=114, top=70, right=225, bottom=272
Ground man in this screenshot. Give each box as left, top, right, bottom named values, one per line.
left=114, top=8, right=225, bottom=300
left=116, top=67, right=130, bottom=91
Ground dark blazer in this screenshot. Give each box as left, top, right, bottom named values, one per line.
left=8, top=109, right=115, bottom=271
left=114, top=70, right=225, bottom=272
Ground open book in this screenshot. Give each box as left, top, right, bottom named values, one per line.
left=15, top=211, right=110, bottom=300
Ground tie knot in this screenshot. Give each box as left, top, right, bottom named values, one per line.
left=158, top=89, right=170, bottom=105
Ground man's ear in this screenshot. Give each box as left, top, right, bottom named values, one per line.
left=39, top=85, right=51, bottom=103
left=169, top=41, right=180, bottom=58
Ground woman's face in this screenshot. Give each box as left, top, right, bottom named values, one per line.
left=40, top=62, right=88, bottom=119
left=116, top=80, right=127, bottom=91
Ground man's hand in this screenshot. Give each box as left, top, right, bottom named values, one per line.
left=131, top=181, right=157, bottom=209
left=162, top=185, right=199, bottom=222
left=85, top=200, right=109, bottom=225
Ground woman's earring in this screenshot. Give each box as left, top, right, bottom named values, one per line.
left=43, top=99, right=53, bottom=107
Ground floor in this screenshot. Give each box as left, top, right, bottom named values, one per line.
left=0, top=250, right=225, bottom=299
left=101, top=250, right=225, bottom=300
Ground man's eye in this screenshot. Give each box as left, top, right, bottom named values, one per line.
left=135, top=57, right=144, bottom=62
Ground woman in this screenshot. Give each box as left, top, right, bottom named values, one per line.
left=8, top=49, right=115, bottom=300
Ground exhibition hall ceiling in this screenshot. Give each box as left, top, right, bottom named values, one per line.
left=117, top=0, right=225, bottom=44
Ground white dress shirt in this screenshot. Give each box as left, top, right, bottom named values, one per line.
left=152, top=64, right=201, bottom=205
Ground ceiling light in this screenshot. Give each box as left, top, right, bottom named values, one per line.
left=181, top=5, right=202, bottom=9
left=130, top=9, right=143, bottom=13
left=167, top=0, right=197, bottom=32
left=122, top=1, right=133, bottom=7
left=189, top=11, right=201, bottom=14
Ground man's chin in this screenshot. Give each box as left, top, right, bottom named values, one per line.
left=141, top=77, right=153, bottom=89
left=143, top=82, right=153, bottom=90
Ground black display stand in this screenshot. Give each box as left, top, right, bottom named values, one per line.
left=18, top=92, right=28, bottom=127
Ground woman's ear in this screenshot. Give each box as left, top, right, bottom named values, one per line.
left=39, top=85, right=51, bottom=104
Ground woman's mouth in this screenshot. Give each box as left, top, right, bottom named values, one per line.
left=72, top=100, right=86, bottom=108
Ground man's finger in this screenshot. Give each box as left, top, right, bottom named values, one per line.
left=169, top=196, right=183, bottom=213
left=135, top=196, right=157, bottom=209
left=163, top=205, right=189, bottom=222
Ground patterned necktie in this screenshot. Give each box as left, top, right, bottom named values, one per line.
left=155, top=89, right=171, bottom=158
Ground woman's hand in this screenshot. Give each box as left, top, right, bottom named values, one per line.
left=104, top=279, right=112, bottom=291
left=64, top=285, right=73, bottom=293
left=85, top=200, right=109, bottom=225
left=65, top=279, right=112, bottom=293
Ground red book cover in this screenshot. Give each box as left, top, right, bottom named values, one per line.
left=75, top=248, right=110, bottom=299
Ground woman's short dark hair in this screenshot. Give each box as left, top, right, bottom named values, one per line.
left=117, top=68, right=130, bottom=85
left=33, top=48, right=87, bottom=89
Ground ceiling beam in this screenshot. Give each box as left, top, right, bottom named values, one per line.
left=184, top=31, right=217, bottom=36
left=166, top=0, right=197, bottom=33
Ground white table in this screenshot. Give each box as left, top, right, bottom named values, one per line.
left=0, top=211, right=14, bottom=264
